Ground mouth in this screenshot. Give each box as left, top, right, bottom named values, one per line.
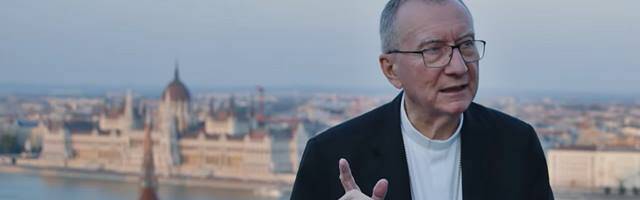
left=439, top=84, right=468, bottom=93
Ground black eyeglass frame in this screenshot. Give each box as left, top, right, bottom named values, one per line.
left=386, top=40, right=486, bottom=68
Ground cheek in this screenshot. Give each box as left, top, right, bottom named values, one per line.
left=469, top=64, right=479, bottom=86
left=471, top=63, right=479, bottom=76
left=395, top=61, right=420, bottom=87
left=465, top=64, right=480, bottom=98
left=396, top=60, right=442, bottom=97
left=400, top=68, right=437, bottom=91
left=415, top=72, right=443, bottom=103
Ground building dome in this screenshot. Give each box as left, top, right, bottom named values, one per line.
left=162, top=66, right=190, bottom=102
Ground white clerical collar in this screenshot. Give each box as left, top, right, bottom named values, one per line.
left=400, top=93, right=464, bottom=150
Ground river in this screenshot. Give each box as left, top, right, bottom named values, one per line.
left=0, top=172, right=290, bottom=200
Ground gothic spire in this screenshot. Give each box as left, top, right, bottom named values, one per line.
left=174, top=59, right=180, bottom=81
left=139, top=117, right=159, bottom=200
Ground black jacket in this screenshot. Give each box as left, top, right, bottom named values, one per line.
left=291, top=93, right=554, bottom=200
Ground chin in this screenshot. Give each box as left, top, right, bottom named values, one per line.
left=438, top=99, right=472, bottom=115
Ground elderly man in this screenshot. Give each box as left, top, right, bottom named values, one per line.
left=291, top=0, right=554, bottom=199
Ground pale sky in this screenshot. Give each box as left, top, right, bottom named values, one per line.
left=1, top=0, right=639, bottom=94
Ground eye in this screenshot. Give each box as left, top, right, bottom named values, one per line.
left=460, top=40, right=475, bottom=49
left=422, top=46, right=444, bottom=55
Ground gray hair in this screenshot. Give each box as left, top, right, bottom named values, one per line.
left=379, top=0, right=470, bottom=53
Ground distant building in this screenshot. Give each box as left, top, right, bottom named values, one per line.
left=548, top=146, right=640, bottom=189
left=35, top=64, right=307, bottom=184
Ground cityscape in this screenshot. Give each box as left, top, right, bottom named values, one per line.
left=485, top=95, right=640, bottom=199
left=0, top=65, right=639, bottom=199
left=2, top=0, right=638, bottom=199
left=0, top=65, right=390, bottom=200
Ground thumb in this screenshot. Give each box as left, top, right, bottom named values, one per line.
left=371, top=178, right=388, bottom=200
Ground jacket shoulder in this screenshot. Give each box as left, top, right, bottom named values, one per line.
left=291, top=101, right=396, bottom=200
left=467, top=102, right=540, bottom=151
left=468, top=102, right=534, bottom=132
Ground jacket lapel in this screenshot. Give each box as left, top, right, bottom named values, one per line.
left=370, top=93, right=412, bottom=200
left=461, top=103, right=491, bottom=200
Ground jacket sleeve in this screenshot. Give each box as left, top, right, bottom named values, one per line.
left=526, top=125, right=555, bottom=200
left=290, top=137, right=329, bottom=200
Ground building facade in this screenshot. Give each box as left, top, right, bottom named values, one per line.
left=34, top=66, right=308, bottom=184
left=548, top=147, right=640, bottom=189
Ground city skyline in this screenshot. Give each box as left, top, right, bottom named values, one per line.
left=2, top=1, right=639, bottom=198
left=1, top=61, right=640, bottom=199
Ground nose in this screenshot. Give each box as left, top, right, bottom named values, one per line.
left=444, top=49, right=468, bottom=76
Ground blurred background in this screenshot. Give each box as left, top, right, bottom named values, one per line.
left=0, top=0, right=639, bottom=199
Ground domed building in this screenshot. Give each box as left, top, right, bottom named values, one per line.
left=162, top=67, right=190, bottom=102
left=155, top=61, right=193, bottom=167
left=158, top=62, right=192, bottom=134
left=35, top=62, right=309, bottom=189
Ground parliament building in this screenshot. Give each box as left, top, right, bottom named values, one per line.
left=30, top=65, right=308, bottom=185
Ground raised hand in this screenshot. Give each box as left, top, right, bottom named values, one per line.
left=338, top=158, right=388, bottom=200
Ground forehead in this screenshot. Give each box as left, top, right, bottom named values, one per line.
left=395, top=0, right=474, bottom=46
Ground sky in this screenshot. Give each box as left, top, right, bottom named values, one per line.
left=1, top=0, right=639, bottom=95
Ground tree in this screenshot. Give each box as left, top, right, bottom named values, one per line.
left=0, top=134, right=21, bottom=154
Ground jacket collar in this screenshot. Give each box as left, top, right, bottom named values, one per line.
left=370, top=92, right=490, bottom=200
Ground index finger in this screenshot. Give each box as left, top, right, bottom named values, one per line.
left=338, top=158, right=360, bottom=192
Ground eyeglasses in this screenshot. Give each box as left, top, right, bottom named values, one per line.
left=386, top=40, right=486, bottom=68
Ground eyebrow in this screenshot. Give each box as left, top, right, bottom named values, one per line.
left=455, top=32, right=475, bottom=43
left=416, top=32, right=476, bottom=49
left=417, top=40, right=445, bottom=49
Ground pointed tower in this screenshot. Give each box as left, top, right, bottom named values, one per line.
left=173, top=59, right=180, bottom=81
left=256, top=86, right=266, bottom=127
left=139, top=118, right=159, bottom=200
left=123, top=90, right=135, bottom=130
left=159, top=61, right=191, bottom=133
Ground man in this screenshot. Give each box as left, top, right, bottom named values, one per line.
left=291, top=0, right=554, bottom=199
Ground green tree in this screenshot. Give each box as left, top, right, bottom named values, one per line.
left=0, top=134, right=21, bottom=154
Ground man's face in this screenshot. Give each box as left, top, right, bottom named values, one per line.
left=383, top=0, right=478, bottom=116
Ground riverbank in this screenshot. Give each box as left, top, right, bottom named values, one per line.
left=0, top=172, right=288, bottom=200
left=0, top=163, right=291, bottom=197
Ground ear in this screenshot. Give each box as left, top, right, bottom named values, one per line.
left=379, top=54, right=403, bottom=89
